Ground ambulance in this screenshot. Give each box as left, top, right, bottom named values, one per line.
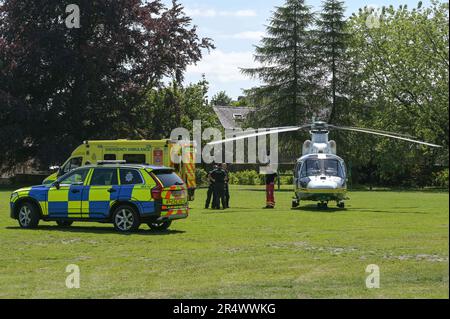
left=43, top=139, right=197, bottom=200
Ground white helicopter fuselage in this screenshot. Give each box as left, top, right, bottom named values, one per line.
left=292, top=130, right=348, bottom=208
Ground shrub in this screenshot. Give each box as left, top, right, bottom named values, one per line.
left=195, top=168, right=208, bottom=187
left=433, top=169, right=449, bottom=188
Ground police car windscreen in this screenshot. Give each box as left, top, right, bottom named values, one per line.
left=153, top=170, right=184, bottom=187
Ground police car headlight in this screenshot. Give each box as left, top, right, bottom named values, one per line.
left=10, top=192, right=18, bottom=201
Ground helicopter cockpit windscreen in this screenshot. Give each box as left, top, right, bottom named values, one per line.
left=300, top=158, right=345, bottom=178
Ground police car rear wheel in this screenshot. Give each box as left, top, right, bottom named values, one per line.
left=148, top=220, right=172, bottom=231
left=18, top=202, right=39, bottom=229
left=113, top=206, right=140, bottom=232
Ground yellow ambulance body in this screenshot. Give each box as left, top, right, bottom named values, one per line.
left=43, top=140, right=197, bottom=200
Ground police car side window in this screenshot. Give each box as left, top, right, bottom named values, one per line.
left=90, top=168, right=118, bottom=186
left=60, top=168, right=89, bottom=185
left=120, top=169, right=143, bottom=185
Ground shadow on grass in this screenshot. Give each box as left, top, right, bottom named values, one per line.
left=292, top=205, right=347, bottom=213
left=5, top=225, right=185, bottom=236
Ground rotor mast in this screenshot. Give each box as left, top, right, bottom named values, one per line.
left=303, top=122, right=336, bottom=155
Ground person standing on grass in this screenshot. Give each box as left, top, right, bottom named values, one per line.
left=205, top=164, right=218, bottom=209
left=264, top=171, right=277, bottom=209
left=223, top=163, right=230, bottom=208
left=212, top=163, right=227, bottom=210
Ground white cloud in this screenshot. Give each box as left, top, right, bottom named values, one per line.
left=185, top=8, right=257, bottom=18
left=229, top=31, right=265, bottom=40
left=186, top=50, right=257, bottom=83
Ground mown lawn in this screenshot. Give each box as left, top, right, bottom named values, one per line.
left=0, top=185, right=448, bottom=299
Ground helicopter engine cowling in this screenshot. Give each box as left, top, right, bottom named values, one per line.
left=302, top=140, right=312, bottom=155
left=328, top=140, right=337, bottom=155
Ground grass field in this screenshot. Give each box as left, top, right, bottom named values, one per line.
left=0, top=185, right=448, bottom=299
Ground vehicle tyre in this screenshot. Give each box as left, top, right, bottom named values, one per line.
left=17, top=202, right=40, bottom=229
left=56, top=220, right=73, bottom=227
left=292, top=200, right=299, bottom=208
left=112, top=205, right=140, bottom=232
left=338, top=202, right=345, bottom=209
left=148, top=220, right=172, bottom=231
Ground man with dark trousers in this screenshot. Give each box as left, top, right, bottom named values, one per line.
left=222, top=163, right=230, bottom=208
left=212, top=163, right=227, bottom=210
left=205, top=164, right=218, bottom=209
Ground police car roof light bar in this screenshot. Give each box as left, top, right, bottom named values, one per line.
left=97, top=160, right=127, bottom=165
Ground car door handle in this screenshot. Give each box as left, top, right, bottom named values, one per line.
left=108, top=188, right=117, bottom=193
left=71, top=189, right=80, bottom=193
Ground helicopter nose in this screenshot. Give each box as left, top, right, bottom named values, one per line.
left=308, top=177, right=339, bottom=190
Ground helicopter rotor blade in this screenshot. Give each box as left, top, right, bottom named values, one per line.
left=331, top=126, right=416, bottom=139
left=208, top=125, right=310, bottom=146
left=330, top=125, right=442, bottom=148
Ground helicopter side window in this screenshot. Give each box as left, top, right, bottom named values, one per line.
left=299, top=162, right=307, bottom=178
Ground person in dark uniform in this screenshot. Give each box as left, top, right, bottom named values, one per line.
left=205, top=164, right=218, bottom=209
left=264, top=171, right=277, bottom=209
left=223, top=163, right=230, bottom=208
left=212, top=163, right=227, bottom=210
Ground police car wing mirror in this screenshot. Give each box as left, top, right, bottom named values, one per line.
left=53, top=181, right=61, bottom=190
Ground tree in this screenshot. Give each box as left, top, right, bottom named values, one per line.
left=135, top=78, right=219, bottom=139
left=242, top=0, right=323, bottom=128
left=316, top=0, right=347, bottom=123
left=0, top=0, right=214, bottom=169
left=342, top=1, right=449, bottom=186
left=210, top=91, right=233, bottom=106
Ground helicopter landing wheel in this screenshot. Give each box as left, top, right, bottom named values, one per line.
left=337, top=201, right=345, bottom=209
left=292, top=199, right=299, bottom=208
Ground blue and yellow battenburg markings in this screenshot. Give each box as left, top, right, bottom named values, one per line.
left=11, top=168, right=160, bottom=218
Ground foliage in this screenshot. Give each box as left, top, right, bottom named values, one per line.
left=432, top=169, right=449, bottom=188
left=195, top=167, right=208, bottom=187
left=241, top=0, right=448, bottom=187
left=339, top=1, right=449, bottom=186
left=0, top=0, right=213, bottom=169
left=133, top=78, right=219, bottom=139
left=242, top=0, right=324, bottom=132
left=210, top=91, right=233, bottom=106
left=316, top=0, right=348, bottom=123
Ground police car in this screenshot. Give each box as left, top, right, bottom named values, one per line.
left=10, top=163, right=189, bottom=232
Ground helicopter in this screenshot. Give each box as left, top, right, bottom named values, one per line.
left=208, top=121, right=442, bottom=209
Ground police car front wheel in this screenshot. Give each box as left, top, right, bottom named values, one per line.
left=113, top=205, right=140, bottom=232
left=17, top=202, right=40, bottom=229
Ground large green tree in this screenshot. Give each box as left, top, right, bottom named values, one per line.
left=342, top=1, right=449, bottom=186
left=0, top=0, right=213, bottom=169
left=242, top=0, right=322, bottom=128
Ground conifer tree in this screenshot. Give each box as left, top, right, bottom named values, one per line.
left=316, top=0, right=347, bottom=123
left=242, top=0, right=321, bottom=127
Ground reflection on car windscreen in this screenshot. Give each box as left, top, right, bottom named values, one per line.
left=153, top=170, right=184, bottom=187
